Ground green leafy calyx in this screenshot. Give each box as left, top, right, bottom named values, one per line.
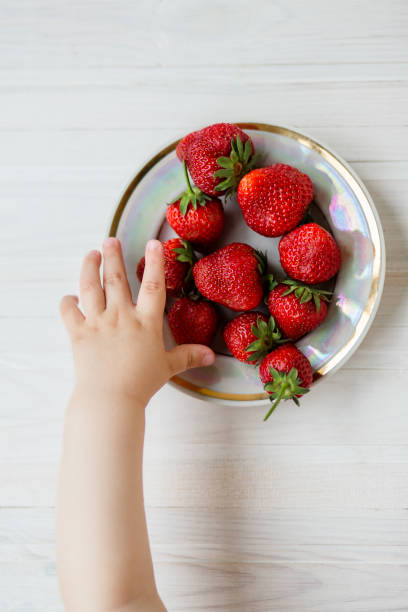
left=213, top=136, right=257, bottom=195
left=172, top=239, right=196, bottom=283
left=254, top=249, right=267, bottom=275
left=263, top=367, right=309, bottom=421
left=254, top=253, right=278, bottom=292
left=246, top=316, right=283, bottom=364
left=172, top=161, right=211, bottom=216
left=282, top=280, right=332, bottom=313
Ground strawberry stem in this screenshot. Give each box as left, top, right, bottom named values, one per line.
left=263, top=385, right=286, bottom=421
left=173, top=162, right=211, bottom=216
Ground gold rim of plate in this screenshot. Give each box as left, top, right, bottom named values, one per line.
left=109, top=123, right=384, bottom=402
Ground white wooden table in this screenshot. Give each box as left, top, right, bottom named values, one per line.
left=1, top=1, right=408, bottom=610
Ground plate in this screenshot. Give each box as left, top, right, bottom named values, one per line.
left=108, top=123, right=385, bottom=406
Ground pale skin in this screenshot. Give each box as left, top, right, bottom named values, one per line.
left=57, top=237, right=215, bottom=612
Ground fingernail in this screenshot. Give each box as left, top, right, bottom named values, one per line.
left=88, top=249, right=100, bottom=259
left=201, top=351, right=215, bottom=366
left=147, top=239, right=161, bottom=252
left=103, top=237, right=118, bottom=249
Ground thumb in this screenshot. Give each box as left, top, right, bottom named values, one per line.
left=168, top=344, right=215, bottom=376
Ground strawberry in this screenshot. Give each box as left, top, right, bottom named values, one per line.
left=136, top=238, right=195, bottom=296
left=237, top=163, right=313, bottom=237
left=259, top=344, right=313, bottom=420
left=223, top=312, right=282, bottom=363
left=136, top=257, right=146, bottom=282
left=176, top=123, right=256, bottom=196
left=168, top=297, right=219, bottom=346
left=279, top=222, right=341, bottom=284
left=267, top=280, right=331, bottom=340
left=166, top=161, right=224, bottom=249
left=192, top=243, right=265, bottom=311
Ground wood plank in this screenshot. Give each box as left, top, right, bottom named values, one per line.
left=3, top=81, right=407, bottom=130
left=149, top=508, right=408, bottom=564
left=2, top=64, right=408, bottom=93
left=155, top=561, right=408, bottom=611
left=1, top=0, right=408, bottom=68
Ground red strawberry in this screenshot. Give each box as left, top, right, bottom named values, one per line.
left=279, top=222, right=341, bottom=284
left=176, top=123, right=256, bottom=196
left=223, top=312, right=282, bottom=363
left=168, top=297, right=219, bottom=346
left=259, top=344, right=313, bottom=420
left=136, top=238, right=195, bottom=296
left=166, top=161, right=224, bottom=249
left=176, top=130, right=198, bottom=161
left=267, top=281, right=331, bottom=340
left=193, top=243, right=265, bottom=311
left=237, top=163, right=313, bottom=237
left=136, top=257, right=146, bottom=282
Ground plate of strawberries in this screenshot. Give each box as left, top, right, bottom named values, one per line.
left=109, top=122, right=385, bottom=416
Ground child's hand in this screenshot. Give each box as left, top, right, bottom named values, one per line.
left=60, top=237, right=215, bottom=406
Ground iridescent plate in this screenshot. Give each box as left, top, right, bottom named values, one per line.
left=109, top=124, right=385, bottom=406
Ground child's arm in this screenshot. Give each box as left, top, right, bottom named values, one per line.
left=57, top=238, right=215, bottom=612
